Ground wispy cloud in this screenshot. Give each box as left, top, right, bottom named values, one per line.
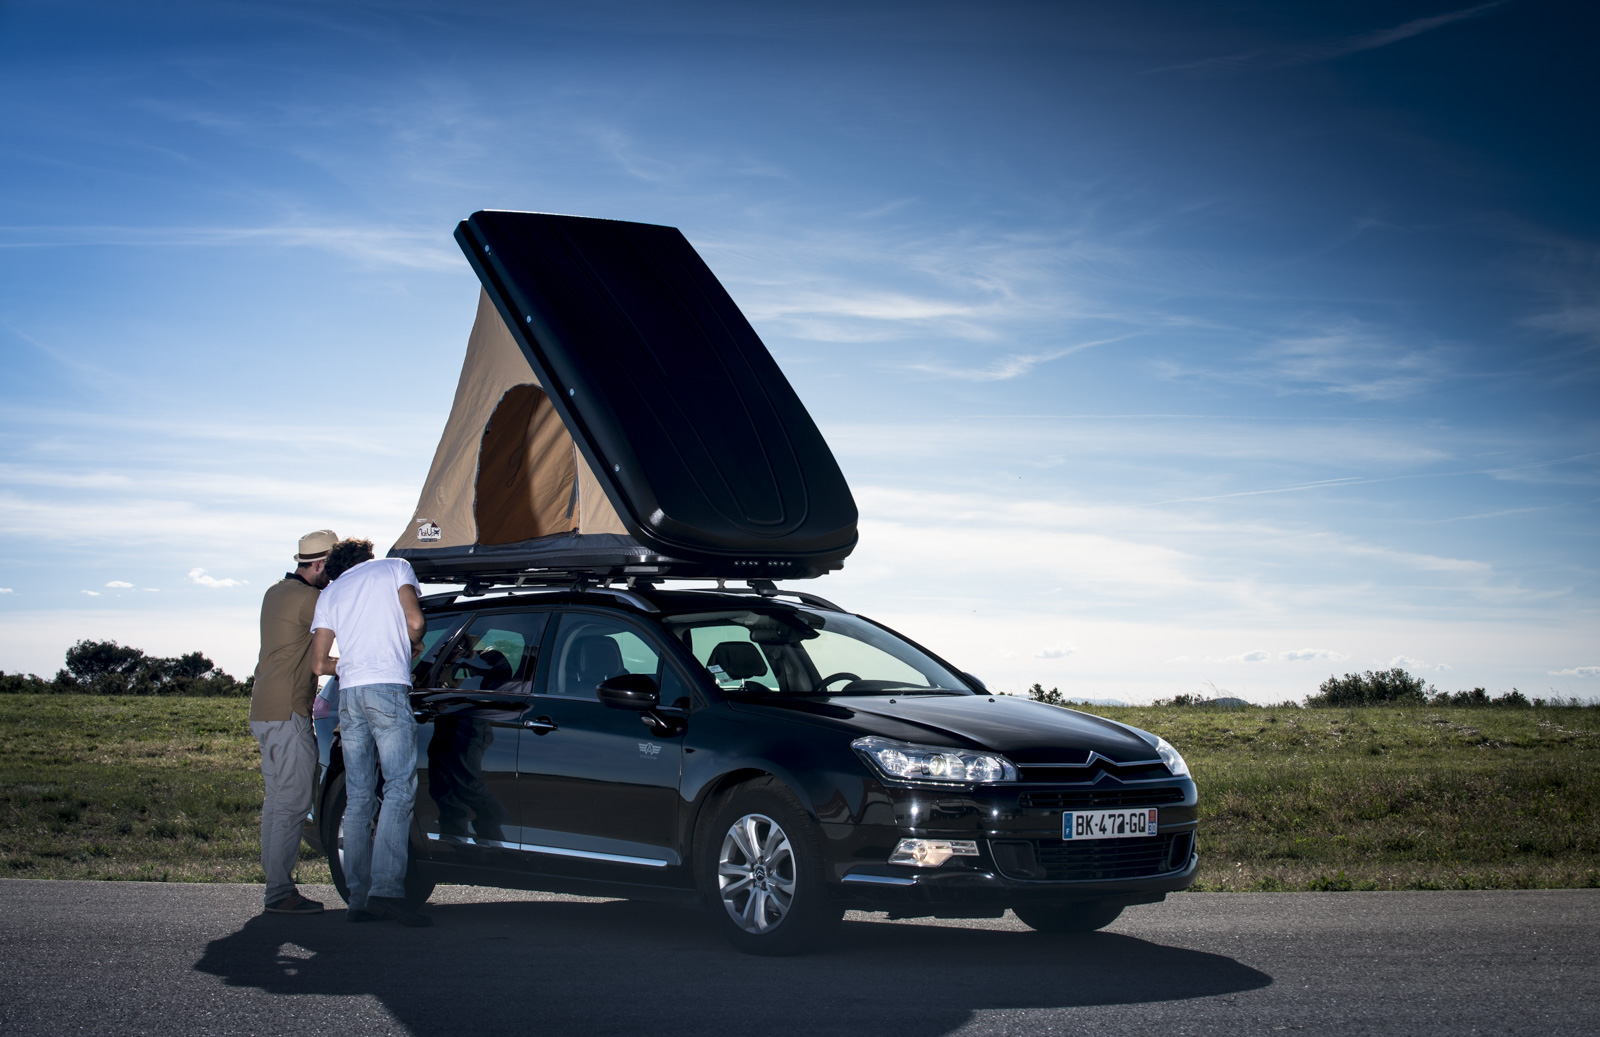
left=1549, top=666, right=1600, bottom=678
left=105, top=581, right=133, bottom=588
left=1154, top=2, right=1506, bottom=75
left=0, top=588, right=13, bottom=595
left=0, top=223, right=459, bottom=270
left=1281, top=648, right=1350, bottom=663
left=81, top=590, right=100, bottom=597
left=187, top=568, right=245, bottom=589
left=905, top=335, right=1134, bottom=381
left=1036, top=645, right=1077, bottom=659
left=1223, top=650, right=1270, bottom=663
left=1390, top=655, right=1451, bottom=673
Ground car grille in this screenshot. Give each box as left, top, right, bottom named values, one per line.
left=1019, top=787, right=1185, bottom=810
left=991, top=831, right=1194, bottom=881
left=1018, top=761, right=1171, bottom=782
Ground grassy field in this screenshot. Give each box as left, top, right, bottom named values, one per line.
left=1, top=694, right=1596, bottom=890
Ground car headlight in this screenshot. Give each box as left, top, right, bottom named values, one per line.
left=1153, top=736, right=1190, bottom=777
left=852, top=736, right=1019, bottom=785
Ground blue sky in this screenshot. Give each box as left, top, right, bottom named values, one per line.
left=1, top=0, right=1595, bottom=702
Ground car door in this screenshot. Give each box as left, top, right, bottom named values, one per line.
left=412, top=609, right=550, bottom=867
left=513, top=609, right=691, bottom=871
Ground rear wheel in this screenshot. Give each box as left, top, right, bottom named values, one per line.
left=1013, top=901, right=1124, bottom=933
left=699, top=779, right=842, bottom=956
left=321, top=770, right=435, bottom=910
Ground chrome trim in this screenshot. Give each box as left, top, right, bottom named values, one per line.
left=426, top=831, right=670, bottom=868
left=1022, top=752, right=1167, bottom=770
left=841, top=873, right=917, bottom=886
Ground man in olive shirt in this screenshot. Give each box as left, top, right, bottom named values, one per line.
left=249, top=529, right=337, bottom=914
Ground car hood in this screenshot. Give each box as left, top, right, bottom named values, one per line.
left=727, top=693, right=1158, bottom=764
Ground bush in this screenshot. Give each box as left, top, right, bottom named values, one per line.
left=1026, top=683, right=1070, bottom=706
left=1307, top=668, right=1431, bottom=707
left=1, top=640, right=251, bottom=696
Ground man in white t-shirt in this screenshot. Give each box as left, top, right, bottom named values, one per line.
left=311, top=538, right=430, bottom=927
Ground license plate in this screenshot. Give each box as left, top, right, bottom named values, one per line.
left=1062, top=808, right=1158, bottom=840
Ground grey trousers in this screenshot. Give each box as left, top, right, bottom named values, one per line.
left=250, top=713, right=316, bottom=904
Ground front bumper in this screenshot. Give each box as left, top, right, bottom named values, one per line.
left=822, top=775, right=1199, bottom=911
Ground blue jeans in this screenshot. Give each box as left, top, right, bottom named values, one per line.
left=338, top=683, right=418, bottom=907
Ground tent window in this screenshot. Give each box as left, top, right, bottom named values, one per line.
left=474, top=384, right=579, bottom=545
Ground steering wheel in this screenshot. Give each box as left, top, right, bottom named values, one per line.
left=817, top=671, right=862, bottom=690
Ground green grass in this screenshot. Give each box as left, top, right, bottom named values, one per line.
left=1, top=694, right=1596, bottom=890
left=1078, top=704, right=1600, bottom=891
left=0, top=695, right=329, bottom=884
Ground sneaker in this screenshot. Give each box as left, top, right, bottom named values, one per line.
left=265, top=892, right=324, bottom=915
left=346, top=904, right=388, bottom=923
left=370, top=896, right=433, bottom=928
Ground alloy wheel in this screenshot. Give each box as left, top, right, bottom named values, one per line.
left=717, top=812, right=797, bottom=934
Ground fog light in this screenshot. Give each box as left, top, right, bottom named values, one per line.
left=889, top=838, right=980, bottom=868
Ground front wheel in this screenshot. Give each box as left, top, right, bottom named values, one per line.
left=699, top=779, right=842, bottom=956
left=320, top=770, right=435, bottom=910
left=1013, top=901, right=1124, bottom=933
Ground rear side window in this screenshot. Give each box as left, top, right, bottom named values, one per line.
left=545, top=612, right=664, bottom=701
left=434, top=611, right=550, bottom=694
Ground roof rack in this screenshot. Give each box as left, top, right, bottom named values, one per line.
left=416, top=570, right=845, bottom=614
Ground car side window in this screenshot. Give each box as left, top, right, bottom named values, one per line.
left=545, top=612, right=665, bottom=701
left=435, top=611, right=549, bottom=694
left=411, top=614, right=469, bottom=688
left=684, top=624, right=779, bottom=692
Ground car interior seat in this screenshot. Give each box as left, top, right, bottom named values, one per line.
left=707, top=641, right=768, bottom=682
left=569, top=634, right=625, bottom=693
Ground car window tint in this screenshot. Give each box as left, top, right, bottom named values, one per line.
left=436, top=611, right=549, bottom=694
left=547, top=613, right=663, bottom=700
left=411, top=614, right=468, bottom=687
left=685, top=624, right=778, bottom=692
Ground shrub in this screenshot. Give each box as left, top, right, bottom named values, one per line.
left=2, top=640, right=251, bottom=696
left=1307, top=668, right=1431, bottom=707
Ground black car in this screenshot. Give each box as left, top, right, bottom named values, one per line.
left=305, top=580, right=1198, bottom=954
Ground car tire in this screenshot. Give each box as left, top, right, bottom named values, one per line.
left=699, top=778, right=842, bottom=956
left=1013, top=901, right=1124, bottom=933
left=321, top=769, right=435, bottom=910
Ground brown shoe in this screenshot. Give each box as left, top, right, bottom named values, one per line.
left=265, top=892, right=324, bottom=915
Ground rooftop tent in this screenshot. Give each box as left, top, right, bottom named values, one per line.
left=391, top=211, right=858, bottom=582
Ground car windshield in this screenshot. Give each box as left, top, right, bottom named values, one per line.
left=663, top=607, right=972, bottom=696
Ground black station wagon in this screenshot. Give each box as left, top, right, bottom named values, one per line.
left=303, top=211, right=1197, bottom=953
left=305, top=581, right=1198, bottom=955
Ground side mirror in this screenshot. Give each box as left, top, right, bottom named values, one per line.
left=596, top=673, right=660, bottom=711
left=963, top=672, right=987, bottom=692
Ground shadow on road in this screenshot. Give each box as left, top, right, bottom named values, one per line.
left=195, top=898, right=1270, bottom=1036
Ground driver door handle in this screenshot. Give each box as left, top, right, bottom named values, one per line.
left=522, top=716, right=558, bottom=734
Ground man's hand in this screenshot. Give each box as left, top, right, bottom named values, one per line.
left=311, top=627, right=338, bottom=677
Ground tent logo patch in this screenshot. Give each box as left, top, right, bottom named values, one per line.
left=415, top=521, right=442, bottom=542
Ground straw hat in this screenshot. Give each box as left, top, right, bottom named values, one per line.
left=295, top=529, right=338, bottom=564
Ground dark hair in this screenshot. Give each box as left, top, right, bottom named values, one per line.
left=325, top=538, right=376, bottom=581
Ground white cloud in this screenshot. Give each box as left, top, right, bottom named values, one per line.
left=0, top=587, right=12, bottom=594
left=143, top=588, right=160, bottom=593
left=188, top=568, right=245, bottom=589
left=1036, top=645, right=1077, bottom=659
left=1390, top=655, right=1451, bottom=673
left=1281, top=648, right=1350, bottom=663
left=1549, top=666, right=1600, bottom=678
left=81, top=590, right=99, bottom=596
left=1224, top=650, right=1270, bottom=663
left=105, top=580, right=133, bottom=588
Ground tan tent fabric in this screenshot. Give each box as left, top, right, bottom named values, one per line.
left=393, top=289, right=627, bottom=556
left=474, top=384, right=577, bottom=545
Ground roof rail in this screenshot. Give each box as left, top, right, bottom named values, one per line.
left=417, top=569, right=843, bottom=614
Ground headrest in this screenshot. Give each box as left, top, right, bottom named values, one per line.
left=708, top=641, right=767, bottom=680
left=572, top=635, right=624, bottom=680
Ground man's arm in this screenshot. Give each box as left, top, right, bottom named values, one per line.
left=311, top=628, right=338, bottom=676
left=399, top=585, right=426, bottom=659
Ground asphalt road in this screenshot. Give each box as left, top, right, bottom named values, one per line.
left=1, top=880, right=1595, bottom=1036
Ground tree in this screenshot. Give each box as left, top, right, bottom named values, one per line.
left=1306, top=668, right=1430, bottom=707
